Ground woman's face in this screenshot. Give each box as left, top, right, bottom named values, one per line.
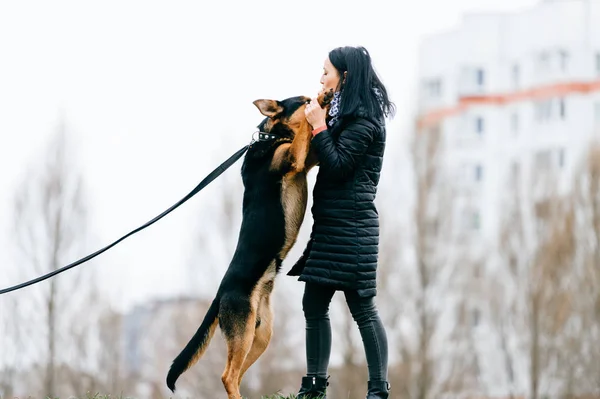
left=320, top=57, right=342, bottom=93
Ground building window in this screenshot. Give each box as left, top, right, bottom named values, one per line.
left=535, top=150, right=552, bottom=170
left=425, top=78, right=443, bottom=98
left=472, top=211, right=481, bottom=230
left=462, top=209, right=481, bottom=232
left=537, top=51, right=550, bottom=73
left=475, top=164, right=483, bottom=181
left=459, top=66, right=485, bottom=94
left=535, top=100, right=555, bottom=122
left=559, top=98, right=566, bottom=120
left=558, top=148, right=565, bottom=168
left=535, top=98, right=566, bottom=122
left=512, top=64, right=520, bottom=89
left=429, top=79, right=442, bottom=97
left=535, top=101, right=547, bottom=122
left=534, top=149, right=564, bottom=170
left=476, top=69, right=485, bottom=87
left=559, top=50, right=569, bottom=73
left=511, top=111, right=519, bottom=134
left=511, top=161, right=520, bottom=179
left=471, top=308, right=481, bottom=328
left=475, top=117, right=484, bottom=135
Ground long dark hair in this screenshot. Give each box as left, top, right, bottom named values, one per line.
left=328, top=46, right=395, bottom=122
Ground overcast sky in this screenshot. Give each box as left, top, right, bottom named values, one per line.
left=0, top=0, right=539, bottom=311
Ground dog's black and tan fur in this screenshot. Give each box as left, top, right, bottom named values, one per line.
left=166, top=91, right=333, bottom=399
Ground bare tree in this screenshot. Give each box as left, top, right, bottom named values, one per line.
left=491, top=162, right=524, bottom=398
left=411, top=125, right=448, bottom=398
left=11, top=119, right=100, bottom=397
left=527, top=195, right=575, bottom=398
left=399, top=127, right=486, bottom=399
left=0, top=294, right=24, bottom=397
left=570, top=143, right=600, bottom=394
left=410, top=125, right=444, bottom=399
left=493, top=157, right=578, bottom=398
left=488, top=144, right=600, bottom=399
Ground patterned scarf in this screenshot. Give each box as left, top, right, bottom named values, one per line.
left=327, top=87, right=384, bottom=128
left=327, top=90, right=342, bottom=127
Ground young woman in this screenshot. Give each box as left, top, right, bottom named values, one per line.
left=288, top=45, right=395, bottom=399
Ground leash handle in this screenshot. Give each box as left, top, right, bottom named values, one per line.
left=0, top=145, right=250, bottom=295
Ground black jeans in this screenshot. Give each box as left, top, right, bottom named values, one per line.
left=302, top=282, right=389, bottom=381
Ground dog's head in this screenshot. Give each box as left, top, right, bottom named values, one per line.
left=252, top=89, right=334, bottom=139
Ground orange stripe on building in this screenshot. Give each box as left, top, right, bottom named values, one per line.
left=417, top=79, right=600, bottom=130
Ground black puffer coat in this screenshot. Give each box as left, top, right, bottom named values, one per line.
left=288, top=114, right=386, bottom=297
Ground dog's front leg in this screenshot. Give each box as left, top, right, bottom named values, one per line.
left=287, top=118, right=313, bottom=173
left=286, top=90, right=333, bottom=173
left=269, top=123, right=312, bottom=174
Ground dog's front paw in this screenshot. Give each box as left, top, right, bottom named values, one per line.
left=318, top=88, right=334, bottom=108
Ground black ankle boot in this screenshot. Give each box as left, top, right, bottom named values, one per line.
left=366, top=380, right=390, bottom=399
left=297, top=375, right=328, bottom=398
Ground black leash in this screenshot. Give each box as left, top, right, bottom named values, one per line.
left=0, top=143, right=255, bottom=295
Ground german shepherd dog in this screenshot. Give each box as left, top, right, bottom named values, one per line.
left=166, top=90, right=333, bottom=398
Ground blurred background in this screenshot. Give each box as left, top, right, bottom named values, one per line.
left=1, top=0, right=600, bottom=398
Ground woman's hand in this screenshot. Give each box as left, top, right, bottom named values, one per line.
left=305, top=97, right=327, bottom=130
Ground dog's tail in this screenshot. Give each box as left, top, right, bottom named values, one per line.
left=166, top=296, right=220, bottom=392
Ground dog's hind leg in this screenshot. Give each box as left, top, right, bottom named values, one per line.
left=220, top=295, right=256, bottom=399
left=238, top=290, right=274, bottom=386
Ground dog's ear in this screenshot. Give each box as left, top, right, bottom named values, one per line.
left=253, top=99, right=284, bottom=118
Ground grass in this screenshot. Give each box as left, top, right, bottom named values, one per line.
left=34, top=393, right=326, bottom=399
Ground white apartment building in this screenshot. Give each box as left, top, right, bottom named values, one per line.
left=418, top=0, right=600, bottom=246
left=417, top=1, right=600, bottom=396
